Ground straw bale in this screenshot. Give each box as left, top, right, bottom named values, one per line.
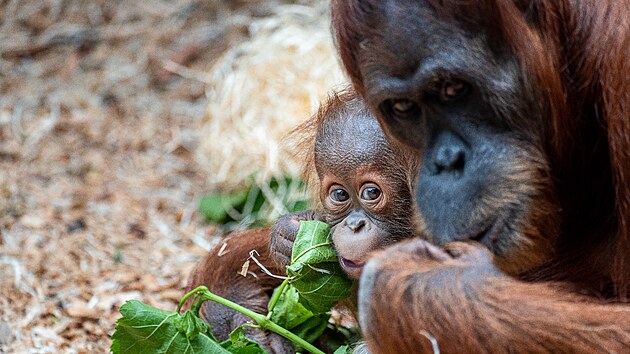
left=197, top=3, right=346, bottom=191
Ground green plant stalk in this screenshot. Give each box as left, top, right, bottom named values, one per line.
left=177, top=286, right=204, bottom=314
left=266, top=279, right=289, bottom=319
left=179, top=286, right=325, bottom=354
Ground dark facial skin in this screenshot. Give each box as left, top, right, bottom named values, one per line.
left=315, top=109, right=418, bottom=278
left=352, top=0, right=561, bottom=274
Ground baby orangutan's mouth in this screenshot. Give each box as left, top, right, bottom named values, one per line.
left=339, top=257, right=365, bottom=278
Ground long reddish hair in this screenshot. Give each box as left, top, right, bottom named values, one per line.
left=331, top=0, right=630, bottom=298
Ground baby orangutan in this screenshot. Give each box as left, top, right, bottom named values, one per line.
left=186, top=89, right=420, bottom=353
left=270, top=89, right=420, bottom=278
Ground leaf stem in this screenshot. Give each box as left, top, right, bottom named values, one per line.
left=266, top=279, right=289, bottom=319
left=181, top=286, right=325, bottom=354
left=177, top=285, right=205, bottom=313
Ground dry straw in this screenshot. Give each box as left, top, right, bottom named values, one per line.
left=197, top=3, right=346, bottom=192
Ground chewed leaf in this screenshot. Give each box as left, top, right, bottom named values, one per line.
left=111, top=300, right=230, bottom=354
left=287, top=221, right=352, bottom=314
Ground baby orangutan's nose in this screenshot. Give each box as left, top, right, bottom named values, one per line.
left=345, top=211, right=367, bottom=232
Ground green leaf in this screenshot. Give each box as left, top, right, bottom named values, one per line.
left=220, top=326, right=267, bottom=354
left=199, top=176, right=310, bottom=228
left=287, top=262, right=352, bottom=314
left=199, top=190, right=249, bottom=223
left=290, top=221, right=337, bottom=264
left=269, top=285, right=329, bottom=347
left=290, top=315, right=329, bottom=345
left=269, top=285, right=315, bottom=329
left=333, top=345, right=351, bottom=354
left=287, top=221, right=352, bottom=314
left=111, top=300, right=231, bottom=354
left=174, top=310, right=213, bottom=341
left=288, top=199, right=309, bottom=213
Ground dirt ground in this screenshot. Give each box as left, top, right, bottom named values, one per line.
left=0, top=1, right=308, bottom=352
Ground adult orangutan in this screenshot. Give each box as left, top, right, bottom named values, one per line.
left=331, top=0, right=630, bottom=352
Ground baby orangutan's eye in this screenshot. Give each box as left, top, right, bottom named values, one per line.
left=361, top=186, right=382, bottom=201
left=330, top=189, right=350, bottom=202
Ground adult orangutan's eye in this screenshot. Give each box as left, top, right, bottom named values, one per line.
left=381, top=98, right=420, bottom=121
left=440, top=79, right=470, bottom=101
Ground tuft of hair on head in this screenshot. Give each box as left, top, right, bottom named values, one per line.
left=286, top=84, right=421, bottom=205
left=284, top=85, right=363, bottom=204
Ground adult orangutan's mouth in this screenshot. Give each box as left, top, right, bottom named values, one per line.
left=470, top=219, right=502, bottom=247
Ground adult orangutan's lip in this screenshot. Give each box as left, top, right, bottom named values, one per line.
left=470, top=220, right=502, bottom=247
